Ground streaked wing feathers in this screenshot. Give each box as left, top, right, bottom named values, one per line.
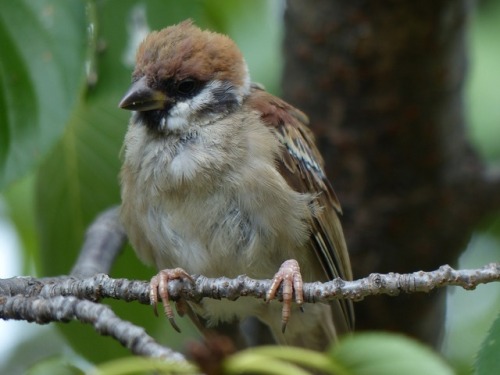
left=246, top=85, right=354, bottom=330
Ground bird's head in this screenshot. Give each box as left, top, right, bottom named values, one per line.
left=119, top=20, right=251, bottom=133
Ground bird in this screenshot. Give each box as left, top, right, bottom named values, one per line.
left=118, top=19, right=354, bottom=350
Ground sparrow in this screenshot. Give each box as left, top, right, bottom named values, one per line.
left=119, top=20, right=354, bottom=350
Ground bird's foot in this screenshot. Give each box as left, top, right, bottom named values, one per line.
left=150, top=267, right=194, bottom=332
left=266, top=259, right=304, bottom=333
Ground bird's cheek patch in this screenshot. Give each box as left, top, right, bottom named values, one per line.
left=166, top=102, right=191, bottom=131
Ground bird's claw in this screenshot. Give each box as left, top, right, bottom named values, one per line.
left=149, top=267, right=194, bottom=333
left=266, top=259, right=304, bottom=333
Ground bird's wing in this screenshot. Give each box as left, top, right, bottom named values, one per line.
left=246, top=85, right=354, bottom=330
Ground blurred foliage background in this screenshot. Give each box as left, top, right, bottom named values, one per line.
left=0, top=0, right=498, bottom=374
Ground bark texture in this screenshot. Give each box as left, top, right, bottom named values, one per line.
left=282, top=0, right=500, bottom=346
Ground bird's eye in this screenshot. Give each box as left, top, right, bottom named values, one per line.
left=176, top=79, right=197, bottom=96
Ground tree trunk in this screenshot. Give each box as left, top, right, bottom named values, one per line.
left=283, top=0, right=500, bottom=346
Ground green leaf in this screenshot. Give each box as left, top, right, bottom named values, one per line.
left=25, top=356, right=84, bottom=375
left=0, top=0, right=87, bottom=189
left=224, top=346, right=332, bottom=374
left=468, top=0, right=500, bottom=161
left=90, top=357, right=197, bottom=375
left=200, top=0, right=283, bottom=94
left=330, top=332, right=454, bottom=375
left=475, top=313, right=500, bottom=375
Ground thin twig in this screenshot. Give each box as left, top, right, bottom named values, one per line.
left=0, top=294, right=186, bottom=362
left=70, top=206, right=127, bottom=278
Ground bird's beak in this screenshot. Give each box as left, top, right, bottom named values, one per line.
left=119, top=76, right=168, bottom=111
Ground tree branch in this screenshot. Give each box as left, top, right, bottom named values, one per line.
left=2, top=263, right=498, bottom=310
left=0, top=293, right=186, bottom=362
left=70, top=206, right=127, bottom=278
left=1, top=263, right=498, bottom=359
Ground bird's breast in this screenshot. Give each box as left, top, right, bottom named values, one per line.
left=121, top=113, right=314, bottom=278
